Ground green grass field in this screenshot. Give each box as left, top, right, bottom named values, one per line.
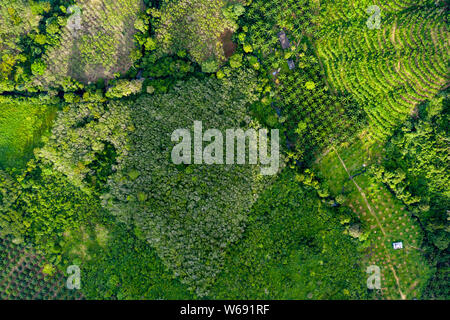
left=0, top=96, right=57, bottom=168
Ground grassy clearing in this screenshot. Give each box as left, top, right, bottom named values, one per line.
left=351, top=174, right=431, bottom=299
left=0, top=96, right=57, bottom=168
left=315, top=138, right=432, bottom=299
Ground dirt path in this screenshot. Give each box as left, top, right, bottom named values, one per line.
left=332, top=146, right=406, bottom=300
left=314, top=147, right=332, bottom=164
left=390, top=20, right=398, bottom=49
left=332, top=147, right=386, bottom=234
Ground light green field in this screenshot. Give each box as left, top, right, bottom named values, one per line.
left=0, top=97, right=57, bottom=168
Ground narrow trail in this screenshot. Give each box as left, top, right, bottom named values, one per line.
left=332, top=146, right=406, bottom=300
left=314, top=147, right=332, bottom=164
left=332, top=146, right=386, bottom=236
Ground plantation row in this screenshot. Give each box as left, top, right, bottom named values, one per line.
left=319, top=9, right=448, bottom=60
left=239, top=0, right=365, bottom=165
left=0, top=237, right=82, bottom=300
left=275, top=65, right=361, bottom=161
left=319, top=0, right=437, bottom=26
left=352, top=178, right=431, bottom=299
left=316, top=3, right=449, bottom=140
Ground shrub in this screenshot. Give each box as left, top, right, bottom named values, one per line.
left=229, top=53, right=243, bottom=69
left=201, top=60, right=219, bottom=73
left=106, top=79, right=144, bottom=99
left=31, top=60, right=46, bottom=76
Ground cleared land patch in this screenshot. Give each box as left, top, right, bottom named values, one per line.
left=36, top=0, right=143, bottom=86
left=0, top=236, right=82, bottom=300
